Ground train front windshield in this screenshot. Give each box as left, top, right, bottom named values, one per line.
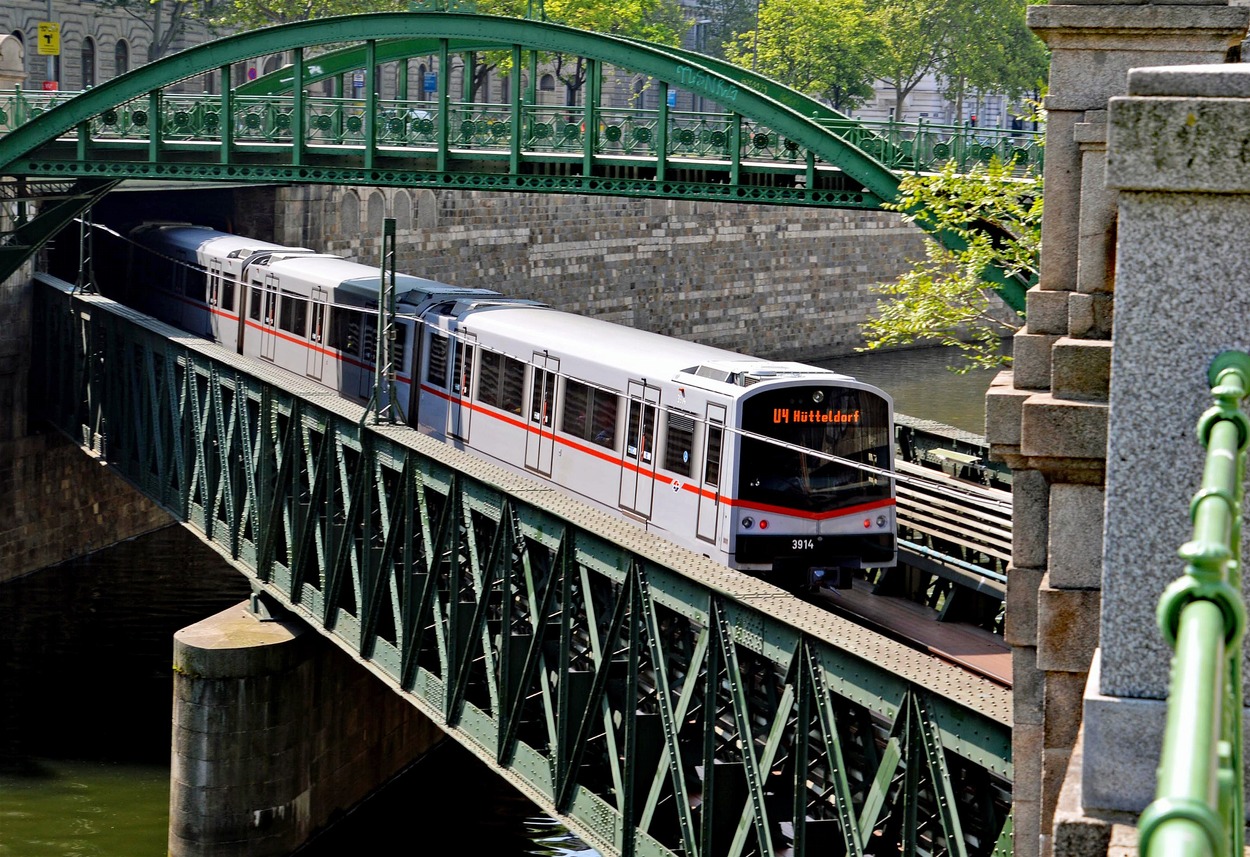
left=738, top=386, right=891, bottom=513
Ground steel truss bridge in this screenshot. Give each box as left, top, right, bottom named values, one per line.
left=31, top=272, right=1012, bottom=857
left=0, top=12, right=1035, bottom=308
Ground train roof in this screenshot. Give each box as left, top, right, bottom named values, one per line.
left=258, top=254, right=498, bottom=306
left=132, top=224, right=297, bottom=259
left=454, top=304, right=856, bottom=392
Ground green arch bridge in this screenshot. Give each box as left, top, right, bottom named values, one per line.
left=0, top=12, right=1037, bottom=308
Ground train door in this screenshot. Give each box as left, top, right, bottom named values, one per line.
left=259, top=274, right=279, bottom=361
left=306, top=288, right=327, bottom=381
left=619, top=380, right=660, bottom=519
left=418, top=328, right=451, bottom=437
left=696, top=403, right=727, bottom=543
left=207, top=259, right=224, bottom=344
left=448, top=335, right=476, bottom=440
left=524, top=352, right=559, bottom=476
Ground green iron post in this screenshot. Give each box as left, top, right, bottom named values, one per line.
left=1139, top=350, right=1250, bottom=857
left=373, top=217, right=401, bottom=424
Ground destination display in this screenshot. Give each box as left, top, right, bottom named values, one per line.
left=771, top=408, right=861, bottom=425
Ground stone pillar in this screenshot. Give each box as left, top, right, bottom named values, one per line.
left=170, top=601, right=443, bottom=856
left=1077, top=60, right=1250, bottom=824
left=988, top=5, right=1249, bottom=856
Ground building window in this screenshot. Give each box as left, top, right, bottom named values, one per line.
left=82, top=37, right=95, bottom=88
left=114, top=39, right=128, bottom=76
left=539, top=74, right=555, bottom=92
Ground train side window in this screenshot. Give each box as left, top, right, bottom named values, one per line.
left=452, top=342, right=474, bottom=395
left=704, top=424, right=723, bottom=488
left=220, top=277, right=234, bottom=312
left=476, top=351, right=526, bottom=413
left=501, top=356, right=525, bottom=414
left=392, top=323, right=406, bottom=368
left=592, top=392, right=619, bottom=449
left=427, top=333, right=449, bottom=386
left=249, top=287, right=263, bottom=322
left=561, top=380, right=590, bottom=438
left=561, top=380, right=619, bottom=449
left=664, top=412, right=695, bottom=476
left=187, top=269, right=207, bottom=303
left=278, top=292, right=308, bottom=337
left=362, top=317, right=378, bottom=361
left=328, top=308, right=360, bottom=353
left=478, top=351, right=502, bottom=408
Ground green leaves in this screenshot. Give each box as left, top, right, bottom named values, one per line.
left=723, top=0, right=881, bottom=110
left=861, top=156, right=1040, bottom=372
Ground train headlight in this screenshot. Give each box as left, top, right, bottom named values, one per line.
left=876, top=515, right=887, bottom=528
left=742, top=517, right=754, bottom=529
left=812, top=390, right=825, bottom=404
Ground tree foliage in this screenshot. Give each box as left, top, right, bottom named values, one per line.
left=97, top=0, right=216, bottom=61
left=206, top=0, right=405, bottom=28
left=864, top=0, right=954, bottom=121
left=543, top=0, right=687, bottom=102
left=723, top=0, right=881, bottom=111
left=937, top=0, right=1048, bottom=120
left=860, top=156, right=1041, bottom=371
left=717, top=0, right=1047, bottom=122
left=693, top=0, right=758, bottom=60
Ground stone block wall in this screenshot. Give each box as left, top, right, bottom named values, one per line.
left=253, top=186, right=932, bottom=361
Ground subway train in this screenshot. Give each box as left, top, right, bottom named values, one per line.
left=109, top=223, right=897, bottom=588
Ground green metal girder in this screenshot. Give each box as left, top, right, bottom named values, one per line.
left=0, top=13, right=1031, bottom=310
left=0, top=13, right=898, bottom=199
left=235, top=34, right=851, bottom=127
left=31, top=272, right=1014, bottom=857
left=0, top=178, right=118, bottom=283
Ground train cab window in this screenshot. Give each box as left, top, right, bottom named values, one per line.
left=561, top=380, right=619, bottom=449
left=664, top=411, right=695, bottom=476
left=220, top=276, right=235, bottom=312
left=626, top=399, right=656, bottom=463
left=426, top=333, right=449, bottom=386
left=279, top=292, right=308, bottom=337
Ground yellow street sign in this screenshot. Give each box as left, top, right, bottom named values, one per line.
left=37, top=22, right=60, bottom=57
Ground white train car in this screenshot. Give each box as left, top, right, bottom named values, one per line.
left=118, top=223, right=897, bottom=587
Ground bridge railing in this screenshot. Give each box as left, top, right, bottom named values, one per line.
left=820, top=117, right=1043, bottom=174
left=1138, top=351, right=1250, bottom=857
left=0, top=84, right=1043, bottom=176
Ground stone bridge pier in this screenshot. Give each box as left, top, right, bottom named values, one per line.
left=991, top=2, right=1250, bottom=855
